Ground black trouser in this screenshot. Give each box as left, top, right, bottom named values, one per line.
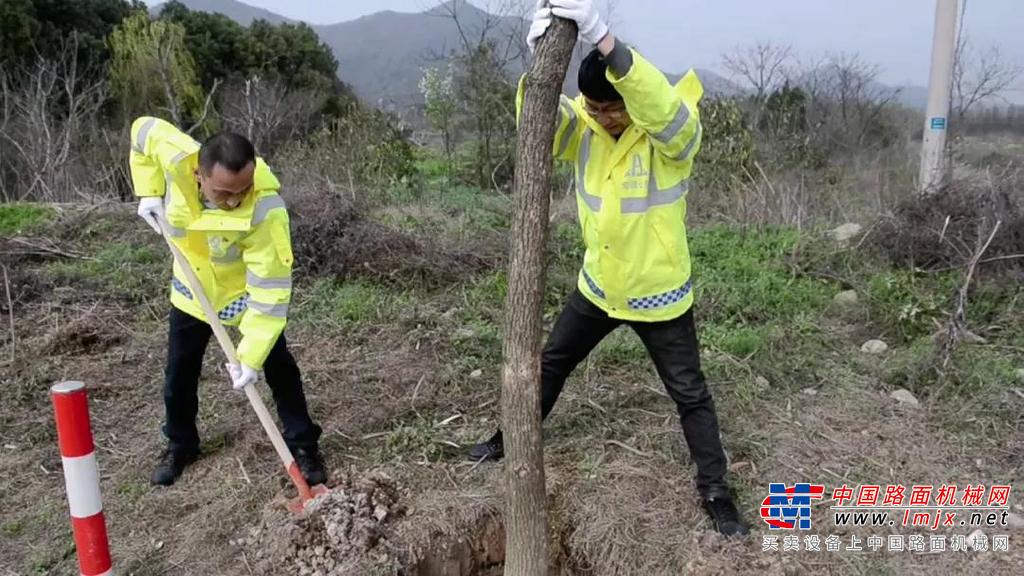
left=162, top=307, right=322, bottom=454
left=509, top=289, right=729, bottom=496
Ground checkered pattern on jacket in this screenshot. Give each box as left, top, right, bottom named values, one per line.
left=218, top=295, right=249, bottom=321
left=172, top=278, right=193, bottom=300
left=582, top=270, right=606, bottom=299
left=627, top=280, right=693, bottom=311
left=172, top=278, right=248, bottom=321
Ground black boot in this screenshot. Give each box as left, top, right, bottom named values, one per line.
left=467, top=430, right=504, bottom=462
left=151, top=448, right=199, bottom=486
left=702, top=490, right=750, bottom=537
left=294, top=446, right=327, bottom=485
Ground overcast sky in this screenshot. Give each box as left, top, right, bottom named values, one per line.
left=151, top=0, right=1024, bottom=97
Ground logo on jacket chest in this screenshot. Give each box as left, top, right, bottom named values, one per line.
left=622, top=154, right=649, bottom=191
left=208, top=234, right=238, bottom=257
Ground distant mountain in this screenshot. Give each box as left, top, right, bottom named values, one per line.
left=148, top=0, right=789, bottom=112
left=313, top=0, right=528, bottom=111
left=150, top=0, right=293, bottom=25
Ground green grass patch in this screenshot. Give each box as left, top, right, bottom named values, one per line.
left=863, top=270, right=958, bottom=342
left=45, top=243, right=166, bottom=300
left=374, top=184, right=510, bottom=240
left=932, top=346, right=1022, bottom=441
left=0, top=203, right=55, bottom=235
left=690, top=226, right=834, bottom=325
left=372, top=415, right=453, bottom=463
left=294, top=278, right=413, bottom=327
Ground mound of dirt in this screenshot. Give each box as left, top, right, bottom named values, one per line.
left=248, top=472, right=407, bottom=575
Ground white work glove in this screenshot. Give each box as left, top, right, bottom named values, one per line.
left=549, top=0, right=609, bottom=47
left=227, top=363, right=258, bottom=391
left=137, top=197, right=164, bottom=234
left=527, top=2, right=552, bottom=54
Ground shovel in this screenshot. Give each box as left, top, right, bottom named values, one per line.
left=155, top=217, right=328, bottom=513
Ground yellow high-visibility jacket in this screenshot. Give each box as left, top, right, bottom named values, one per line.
left=518, top=46, right=704, bottom=322
left=129, top=116, right=294, bottom=369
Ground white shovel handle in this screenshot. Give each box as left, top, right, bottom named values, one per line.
left=154, top=218, right=303, bottom=487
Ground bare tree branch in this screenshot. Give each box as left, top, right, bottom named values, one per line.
left=187, top=78, right=222, bottom=136
left=722, top=42, right=794, bottom=102
left=953, top=34, right=1022, bottom=121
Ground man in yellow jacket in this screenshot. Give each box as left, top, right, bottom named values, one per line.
left=468, top=0, right=748, bottom=536
left=130, top=117, right=325, bottom=487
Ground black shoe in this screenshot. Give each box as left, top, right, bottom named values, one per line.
left=703, top=492, right=750, bottom=537
left=294, top=447, right=327, bottom=485
left=467, top=431, right=504, bottom=462
left=150, top=448, right=198, bottom=486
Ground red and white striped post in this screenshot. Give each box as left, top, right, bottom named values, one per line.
left=51, top=381, right=113, bottom=576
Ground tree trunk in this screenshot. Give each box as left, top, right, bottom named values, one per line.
left=500, top=14, right=576, bottom=576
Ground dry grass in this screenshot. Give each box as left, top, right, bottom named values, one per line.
left=2, top=179, right=1022, bottom=575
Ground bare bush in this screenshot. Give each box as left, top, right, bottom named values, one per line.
left=217, top=76, right=328, bottom=156
left=799, top=53, right=903, bottom=154
left=283, top=179, right=493, bottom=286
left=0, top=43, right=108, bottom=202
left=721, top=41, right=794, bottom=123
left=870, top=165, right=1024, bottom=272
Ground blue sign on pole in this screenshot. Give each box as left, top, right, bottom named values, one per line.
left=930, top=117, right=947, bottom=130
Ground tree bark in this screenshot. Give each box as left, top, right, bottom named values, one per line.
left=500, top=13, right=577, bottom=576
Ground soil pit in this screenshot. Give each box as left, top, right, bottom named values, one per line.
left=245, top=471, right=506, bottom=575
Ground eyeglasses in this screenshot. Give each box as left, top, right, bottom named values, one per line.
left=583, top=101, right=628, bottom=120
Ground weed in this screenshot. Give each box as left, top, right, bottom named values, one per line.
left=0, top=204, right=55, bottom=235
left=691, top=226, right=833, bottom=325
left=294, top=278, right=412, bottom=327
left=44, top=243, right=166, bottom=300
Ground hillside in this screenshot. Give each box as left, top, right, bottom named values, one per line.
left=313, top=0, right=528, bottom=110
left=151, top=0, right=742, bottom=112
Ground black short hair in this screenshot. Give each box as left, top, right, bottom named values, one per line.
left=578, top=49, right=622, bottom=103
left=199, top=132, right=256, bottom=174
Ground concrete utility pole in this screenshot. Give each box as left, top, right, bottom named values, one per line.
left=919, top=0, right=960, bottom=195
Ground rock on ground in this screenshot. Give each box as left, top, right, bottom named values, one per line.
left=861, top=339, right=888, bottom=354
left=833, top=290, right=859, bottom=306
left=829, top=223, right=863, bottom=243
left=890, top=388, right=919, bottom=406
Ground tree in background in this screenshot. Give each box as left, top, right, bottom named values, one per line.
left=157, top=1, right=354, bottom=138
left=0, top=0, right=141, bottom=79
left=420, top=64, right=458, bottom=176
left=218, top=75, right=327, bottom=156
left=952, top=34, right=1022, bottom=124
left=454, top=41, right=517, bottom=190
left=156, top=1, right=252, bottom=90
left=109, top=12, right=206, bottom=129
left=722, top=42, right=794, bottom=125
left=694, top=98, right=755, bottom=190
left=436, top=0, right=522, bottom=190
left=246, top=20, right=341, bottom=93
left=0, top=39, right=108, bottom=201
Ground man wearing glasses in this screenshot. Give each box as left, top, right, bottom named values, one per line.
left=468, top=0, right=749, bottom=536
